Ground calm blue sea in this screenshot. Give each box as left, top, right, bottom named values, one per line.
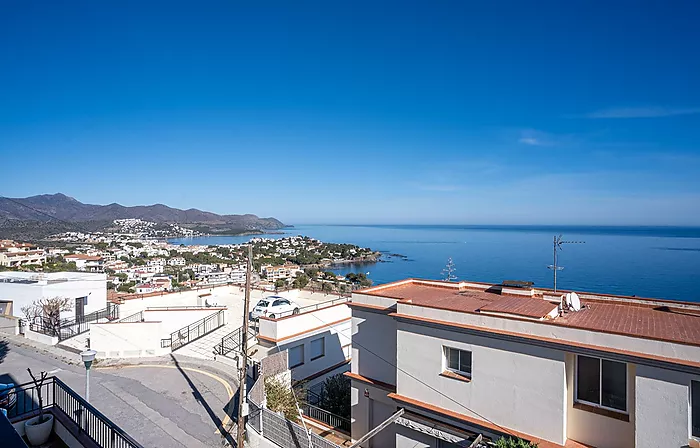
left=169, top=225, right=700, bottom=302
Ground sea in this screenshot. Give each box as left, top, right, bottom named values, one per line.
left=168, top=225, right=700, bottom=303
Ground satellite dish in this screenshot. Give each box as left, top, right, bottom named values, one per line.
left=570, top=292, right=581, bottom=311
left=565, top=293, right=572, bottom=308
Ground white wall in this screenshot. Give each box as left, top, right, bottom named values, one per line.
left=0, top=272, right=106, bottom=320
left=635, top=364, right=697, bottom=448
left=350, top=381, right=397, bottom=448
left=91, top=322, right=169, bottom=358
left=25, top=327, right=59, bottom=345
left=396, top=321, right=567, bottom=445
left=398, top=302, right=700, bottom=365
left=0, top=314, right=20, bottom=335
left=277, top=320, right=351, bottom=383
left=351, top=309, right=397, bottom=387
left=259, top=303, right=350, bottom=342
left=143, top=307, right=226, bottom=337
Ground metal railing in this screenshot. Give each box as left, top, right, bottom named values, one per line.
left=145, top=305, right=221, bottom=311
left=119, top=311, right=144, bottom=323
left=3, top=377, right=144, bottom=448
left=214, top=323, right=257, bottom=357
left=300, top=402, right=351, bottom=434
left=30, top=304, right=120, bottom=341
left=164, top=309, right=226, bottom=351
left=269, top=296, right=349, bottom=319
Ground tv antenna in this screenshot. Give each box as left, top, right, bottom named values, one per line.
left=547, top=235, right=584, bottom=293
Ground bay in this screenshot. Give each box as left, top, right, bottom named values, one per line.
left=169, top=225, right=700, bottom=302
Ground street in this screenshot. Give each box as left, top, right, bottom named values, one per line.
left=0, top=337, right=237, bottom=447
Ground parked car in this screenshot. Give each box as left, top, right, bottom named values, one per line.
left=250, top=296, right=300, bottom=320
left=0, top=383, right=16, bottom=413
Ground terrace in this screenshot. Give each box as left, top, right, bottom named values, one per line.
left=1, top=376, right=142, bottom=448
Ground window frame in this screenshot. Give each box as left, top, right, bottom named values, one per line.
left=443, top=346, right=472, bottom=378
left=288, top=344, right=304, bottom=368
left=574, top=354, right=628, bottom=414
left=692, top=380, right=700, bottom=440
left=310, top=337, right=325, bottom=361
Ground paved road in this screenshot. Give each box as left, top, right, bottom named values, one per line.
left=0, top=338, right=238, bottom=447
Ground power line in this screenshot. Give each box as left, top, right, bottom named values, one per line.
left=0, top=194, right=97, bottom=237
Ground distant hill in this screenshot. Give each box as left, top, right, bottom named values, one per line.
left=0, top=193, right=286, bottom=239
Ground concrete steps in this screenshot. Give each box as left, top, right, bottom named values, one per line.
left=173, top=323, right=238, bottom=361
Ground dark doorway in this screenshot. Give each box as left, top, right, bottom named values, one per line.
left=75, top=297, right=85, bottom=321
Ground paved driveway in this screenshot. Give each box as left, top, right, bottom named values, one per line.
left=0, top=338, right=237, bottom=448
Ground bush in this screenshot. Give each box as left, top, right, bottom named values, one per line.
left=265, top=377, right=302, bottom=422
left=495, top=437, right=538, bottom=448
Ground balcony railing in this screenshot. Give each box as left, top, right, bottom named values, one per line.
left=163, top=309, right=225, bottom=351
left=2, top=377, right=144, bottom=448
left=300, top=402, right=351, bottom=434
left=268, top=296, right=349, bottom=319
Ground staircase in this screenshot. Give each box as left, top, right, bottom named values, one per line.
left=174, top=322, right=239, bottom=361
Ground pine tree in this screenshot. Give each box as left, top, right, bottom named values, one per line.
left=441, top=257, right=457, bottom=282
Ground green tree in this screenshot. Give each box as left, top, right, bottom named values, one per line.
left=107, top=281, right=115, bottom=290
left=292, top=273, right=309, bottom=289
left=94, top=242, right=108, bottom=250
left=116, top=272, right=128, bottom=281
left=129, top=242, right=143, bottom=249
left=275, top=279, right=287, bottom=290
left=319, top=374, right=351, bottom=419
left=304, top=267, right=319, bottom=279
left=321, top=282, right=333, bottom=292
left=265, top=377, right=301, bottom=422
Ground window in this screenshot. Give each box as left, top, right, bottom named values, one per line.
left=310, top=337, right=325, bottom=361
left=443, top=347, right=472, bottom=377
left=289, top=344, right=304, bottom=368
left=692, top=380, right=700, bottom=438
left=576, top=355, right=627, bottom=412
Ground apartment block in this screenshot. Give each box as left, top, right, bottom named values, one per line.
left=348, top=279, right=700, bottom=448
left=0, top=240, right=46, bottom=267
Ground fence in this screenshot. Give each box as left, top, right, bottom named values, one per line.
left=260, top=407, right=340, bottom=448
left=300, top=402, right=351, bottom=434
left=3, top=377, right=144, bottom=448
left=29, top=303, right=120, bottom=341
left=214, top=323, right=258, bottom=357
left=162, top=309, right=226, bottom=351
left=119, top=311, right=144, bottom=323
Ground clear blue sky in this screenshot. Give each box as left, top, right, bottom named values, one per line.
left=1, top=1, right=699, bottom=225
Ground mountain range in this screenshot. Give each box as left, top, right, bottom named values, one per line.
left=0, top=193, right=286, bottom=239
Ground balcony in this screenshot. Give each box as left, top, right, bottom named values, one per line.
left=1, top=376, right=143, bottom=448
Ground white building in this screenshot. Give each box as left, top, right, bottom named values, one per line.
left=255, top=297, right=352, bottom=393
left=135, top=283, right=156, bottom=294
left=167, top=257, right=186, bottom=266
left=64, top=254, right=105, bottom=273
left=230, top=267, right=247, bottom=284
left=261, top=263, right=300, bottom=281
left=0, top=271, right=108, bottom=321
left=348, top=279, right=700, bottom=448
left=0, top=240, right=46, bottom=267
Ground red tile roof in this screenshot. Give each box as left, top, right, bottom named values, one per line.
left=358, top=279, right=700, bottom=347
left=480, top=295, right=558, bottom=319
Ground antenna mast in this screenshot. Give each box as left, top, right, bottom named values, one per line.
left=547, top=235, right=584, bottom=293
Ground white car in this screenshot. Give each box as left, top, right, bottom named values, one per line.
left=250, top=296, right=300, bottom=320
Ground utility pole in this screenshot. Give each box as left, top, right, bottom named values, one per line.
left=236, top=244, right=253, bottom=447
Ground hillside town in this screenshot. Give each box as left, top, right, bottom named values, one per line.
left=0, top=229, right=378, bottom=298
